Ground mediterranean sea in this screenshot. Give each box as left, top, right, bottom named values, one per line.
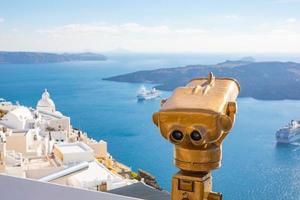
left=1, top=53, right=300, bottom=199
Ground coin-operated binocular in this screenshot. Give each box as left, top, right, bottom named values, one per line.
left=153, top=73, right=240, bottom=200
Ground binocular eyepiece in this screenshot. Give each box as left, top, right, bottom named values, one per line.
left=170, top=129, right=203, bottom=145
left=170, top=130, right=184, bottom=142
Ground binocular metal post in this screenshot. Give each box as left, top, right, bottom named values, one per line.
left=172, top=171, right=222, bottom=200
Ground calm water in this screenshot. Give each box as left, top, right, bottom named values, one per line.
left=1, top=54, right=300, bottom=199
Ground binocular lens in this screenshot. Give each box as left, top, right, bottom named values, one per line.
left=171, top=130, right=184, bottom=141
left=191, top=130, right=202, bottom=141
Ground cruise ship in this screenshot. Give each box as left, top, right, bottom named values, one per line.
left=276, top=120, right=300, bottom=143
left=137, top=86, right=160, bottom=101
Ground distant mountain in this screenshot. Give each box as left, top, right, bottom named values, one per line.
left=103, top=59, right=300, bottom=100
left=0, top=51, right=107, bottom=64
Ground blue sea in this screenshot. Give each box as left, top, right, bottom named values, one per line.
left=1, top=53, right=300, bottom=200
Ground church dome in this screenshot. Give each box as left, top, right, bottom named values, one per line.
left=36, top=89, right=56, bottom=113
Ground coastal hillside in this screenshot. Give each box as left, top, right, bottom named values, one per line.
left=0, top=51, right=107, bottom=64
left=103, top=59, right=300, bottom=100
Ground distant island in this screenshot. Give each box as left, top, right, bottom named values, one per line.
left=0, top=51, right=107, bottom=64
left=103, top=58, right=300, bottom=100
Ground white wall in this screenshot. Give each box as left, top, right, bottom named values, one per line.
left=48, top=117, right=70, bottom=133
left=62, top=151, right=94, bottom=164
left=0, top=174, right=139, bottom=200
left=49, top=130, right=67, bottom=142
left=1, top=113, right=24, bottom=130
left=88, top=140, right=108, bottom=158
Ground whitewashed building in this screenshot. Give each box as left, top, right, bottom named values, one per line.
left=37, top=89, right=71, bottom=142
left=53, top=142, right=94, bottom=165
left=0, top=106, right=35, bottom=130
left=0, top=90, right=142, bottom=197
left=36, top=89, right=56, bottom=113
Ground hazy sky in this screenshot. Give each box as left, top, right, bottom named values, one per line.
left=0, top=0, right=300, bottom=53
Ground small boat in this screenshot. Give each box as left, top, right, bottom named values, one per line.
left=137, top=86, right=160, bottom=101
left=276, top=120, right=300, bottom=143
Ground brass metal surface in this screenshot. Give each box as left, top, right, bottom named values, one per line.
left=158, top=76, right=239, bottom=114
left=172, top=171, right=212, bottom=200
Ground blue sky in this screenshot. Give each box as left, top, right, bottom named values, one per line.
left=0, top=0, right=300, bottom=52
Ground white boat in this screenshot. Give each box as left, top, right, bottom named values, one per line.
left=276, top=120, right=300, bottom=143
left=137, top=86, right=160, bottom=101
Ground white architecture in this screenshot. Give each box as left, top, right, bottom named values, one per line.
left=36, top=89, right=71, bottom=141
left=0, top=129, right=7, bottom=168
left=53, top=142, right=94, bottom=165
left=36, top=89, right=56, bottom=113
left=0, top=90, right=135, bottom=196
left=88, top=139, right=108, bottom=158
left=5, top=129, right=41, bottom=156
left=67, top=161, right=134, bottom=191
left=0, top=89, right=72, bottom=163
left=0, top=174, right=137, bottom=200
left=0, top=106, right=35, bottom=130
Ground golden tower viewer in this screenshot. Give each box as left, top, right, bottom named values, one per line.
left=153, top=73, right=240, bottom=200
